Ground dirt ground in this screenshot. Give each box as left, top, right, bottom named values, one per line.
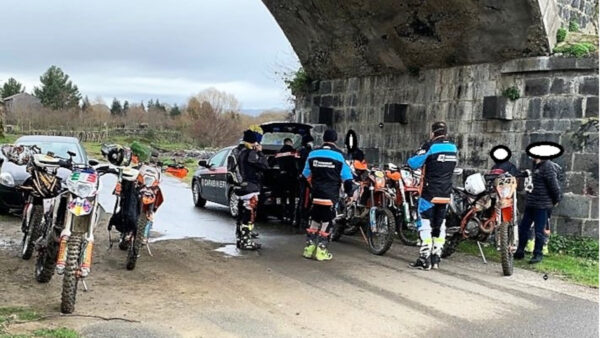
left=1, top=210, right=598, bottom=338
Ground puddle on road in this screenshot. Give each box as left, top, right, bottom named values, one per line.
left=214, top=244, right=242, bottom=257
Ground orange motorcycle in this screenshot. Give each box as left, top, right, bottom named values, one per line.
left=384, top=164, right=420, bottom=246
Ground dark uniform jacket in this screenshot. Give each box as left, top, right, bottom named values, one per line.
left=407, top=137, right=458, bottom=201
left=526, top=160, right=562, bottom=209
left=237, top=147, right=269, bottom=195
left=276, top=144, right=298, bottom=177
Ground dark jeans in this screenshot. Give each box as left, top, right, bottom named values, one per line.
left=518, top=207, right=550, bottom=256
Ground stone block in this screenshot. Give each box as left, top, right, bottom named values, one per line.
left=332, top=80, right=346, bottom=93
left=585, top=96, right=598, bottom=117
left=345, top=94, right=357, bottom=107
left=348, top=78, right=360, bottom=92
left=318, top=81, right=332, bottom=95
left=582, top=220, right=599, bottom=238
left=565, top=172, right=585, bottom=194
left=550, top=78, right=574, bottom=94
left=591, top=198, right=599, bottom=219
left=579, top=76, right=599, bottom=95
left=572, top=153, right=599, bottom=173
left=527, top=98, right=542, bottom=119
left=542, top=97, right=583, bottom=118
left=557, top=194, right=591, bottom=218
left=348, top=108, right=359, bottom=122
left=320, top=95, right=333, bottom=107
left=556, top=217, right=583, bottom=236
left=585, top=172, right=599, bottom=196
left=547, top=57, right=578, bottom=70
left=334, top=109, right=345, bottom=123
left=312, top=96, right=321, bottom=106
left=525, top=78, right=551, bottom=96
left=540, top=119, right=571, bottom=132
left=575, top=57, right=599, bottom=69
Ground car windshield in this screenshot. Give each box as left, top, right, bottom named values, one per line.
left=17, top=141, right=85, bottom=164
left=261, top=132, right=302, bottom=148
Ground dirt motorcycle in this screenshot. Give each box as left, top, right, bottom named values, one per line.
left=332, top=165, right=396, bottom=255
left=442, top=169, right=532, bottom=276
left=55, top=158, right=109, bottom=313
left=384, top=164, right=421, bottom=246
left=103, top=145, right=163, bottom=271
left=1, top=145, right=66, bottom=260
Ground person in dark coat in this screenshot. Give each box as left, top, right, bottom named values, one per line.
left=276, top=138, right=298, bottom=223
left=515, top=151, right=562, bottom=264
left=490, top=145, right=519, bottom=176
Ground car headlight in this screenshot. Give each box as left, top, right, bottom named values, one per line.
left=498, top=186, right=513, bottom=198
left=0, top=172, right=15, bottom=187
left=70, top=182, right=94, bottom=198
left=144, top=175, right=155, bottom=187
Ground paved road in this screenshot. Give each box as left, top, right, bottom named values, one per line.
left=1, top=176, right=597, bottom=337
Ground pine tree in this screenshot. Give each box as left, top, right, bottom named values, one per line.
left=169, top=105, right=181, bottom=117
left=33, top=66, right=81, bottom=109
left=1, top=77, right=24, bottom=99
left=81, top=96, right=91, bottom=112
left=110, top=98, right=123, bottom=115
left=123, top=100, right=129, bottom=114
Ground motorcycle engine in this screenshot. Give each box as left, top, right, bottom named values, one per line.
left=464, top=217, right=481, bottom=238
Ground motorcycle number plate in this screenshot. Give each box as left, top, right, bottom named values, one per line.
left=68, top=198, right=92, bottom=216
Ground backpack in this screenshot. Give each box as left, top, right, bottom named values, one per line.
left=227, top=145, right=244, bottom=186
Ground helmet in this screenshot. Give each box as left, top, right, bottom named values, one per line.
left=431, top=121, right=447, bottom=136
left=465, top=173, right=486, bottom=195
left=102, top=144, right=132, bottom=167
left=387, top=163, right=398, bottom=171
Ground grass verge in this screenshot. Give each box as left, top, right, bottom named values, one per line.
left=457, top=241, right=599, bottom=288
left=0, top=307, right=79, bottom=338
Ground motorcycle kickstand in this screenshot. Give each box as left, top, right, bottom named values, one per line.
left=81, top=280, right=89, bottom=292
left=477, top=241, right=487, bottom=264
left=146, top=242, right=153, bottom=257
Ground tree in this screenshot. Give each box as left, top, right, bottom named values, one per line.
left=110, top=98, right=123, bottom=116
left=1, top=77, right=24, bottom=99
left=33, top=66, right=81, bottom=110
left=169, top=105, right=181, bottom=117
left=123, top=100, right=129, bottom=114
left=81, top=96, right=91, bottom=112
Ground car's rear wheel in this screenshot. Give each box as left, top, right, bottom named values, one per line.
left=228, top=191, right=239, bottom=218
left=192, top=180, right=206, bottom=208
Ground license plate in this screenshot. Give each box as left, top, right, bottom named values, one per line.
left=68, top=198, right=92, bottom=216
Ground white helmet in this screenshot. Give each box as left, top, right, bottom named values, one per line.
left=465, top=173, right=486, bottom=195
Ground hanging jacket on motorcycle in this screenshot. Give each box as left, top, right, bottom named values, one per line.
left=302, top=144, right=353, bottom=204
left=407, top=138, right=458, bottom=202
left=108, top=180, right=140, bottom=233
left=236, top=147, right=269, bottom=196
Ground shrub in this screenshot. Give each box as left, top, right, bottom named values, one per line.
left=502, top=86, right=520, bottom=101
left=568, top=20, right=579, bottom=32
left=553, top=42, right=596, bottom=57
left=556, top=27, right=567, bottom=43
left=548, top=234, right=599, bottom=260
left=284, top=68, right=313, bottom=96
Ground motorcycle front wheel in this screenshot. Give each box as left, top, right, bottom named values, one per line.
left=367, top=207, right=395, bottom=255
left=441, top=233, right=461, bottom=258
left=126, top=213, right=146, bottom=270
left=61, top=235, right=82, bottom=314
left=35, top=232, right=59, bottom=283
left=396, top=216, right=418, bottom=247
left=22, top=205, right=44, bottom=260
left=498, top=222, right=514, bottom=276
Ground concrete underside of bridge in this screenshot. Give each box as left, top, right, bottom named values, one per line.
left=264, top=0, right=560, bottom=79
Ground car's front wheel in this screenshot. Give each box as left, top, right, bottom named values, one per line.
left=228, top=191, right=239, bottom=218
left=192, top=180, right=206, bottom=208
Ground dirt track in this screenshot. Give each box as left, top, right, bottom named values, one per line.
left=1, top=208, right=598, bottom=338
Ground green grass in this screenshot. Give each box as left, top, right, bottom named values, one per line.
left=32, top=328, right=79, bottom=338
left=553, top=42, right=596, bottom=57
left=0, top=307, right=40, bottom=324
left=457, top=241, right=599, bottom=287
left=0, top=134, right=18, bottom=144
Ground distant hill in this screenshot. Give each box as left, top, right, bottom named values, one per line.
left=241, top=108, right=289, bottom=116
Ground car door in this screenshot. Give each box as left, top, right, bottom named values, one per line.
left=213, top=148, right=232, bottom=205
left=200, top=149, right=228, bottom=202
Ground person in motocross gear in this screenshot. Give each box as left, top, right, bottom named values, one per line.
left=302, top=129, right=353, bottom=261
left=235, top=129, right=269, bottom=250
left=489, top=145, right=519, bottom=176
left=515, top=143, right=562, bottom=264
left=276, top=138, right=299, bottom=223
left=407, top=121, right=458, bottom=270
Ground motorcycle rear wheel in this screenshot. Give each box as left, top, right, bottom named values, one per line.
left=441, top=233, right=461, bottom=258
left=498, top=222, right=514, bottom=276
left=35, top=233, right=58, bottom=283
left=126, top=213, right=146, bottom=270
left=396, top=216, right=418, bottom=247
left=367, top=207, right=395, bottom=255
left=22, top=205, right=43, bottom=260
left=61, top=235, right=81, bottom=314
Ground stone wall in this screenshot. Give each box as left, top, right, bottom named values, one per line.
left=295, top=56, right=599, bottom=237
left=556, top=0, right=598, bottom=34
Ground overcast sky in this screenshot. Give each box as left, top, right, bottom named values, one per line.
left=0, top=0, right=300, bottom=110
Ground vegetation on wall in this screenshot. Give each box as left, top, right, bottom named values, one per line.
left=553, top=42, right=597, bottom=57
left=502, top=86, right=520, bottom=101
left=568, top=19, right=580, bottom=32
left=556, top=27, right=568, bottom=43
left=283, top=67, right=313, bottom=96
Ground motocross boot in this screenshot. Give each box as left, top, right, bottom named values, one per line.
left=237, top=224, right=261, bottom=250
left=410, top=239, right=432, bottom=270
left=431, top=237, right=445, bottom=270
left=525, top=239, right=534, bottom=253
left=303, top=229, right=318, bottom=259
left=315, top=234, right=332, bottom=261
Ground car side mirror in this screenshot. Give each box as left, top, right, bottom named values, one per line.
left=198, top=159, right=208, bottom=167
left=88, top=159, right=100, bottom=166
left=67, top=151, right=76, bottom=157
